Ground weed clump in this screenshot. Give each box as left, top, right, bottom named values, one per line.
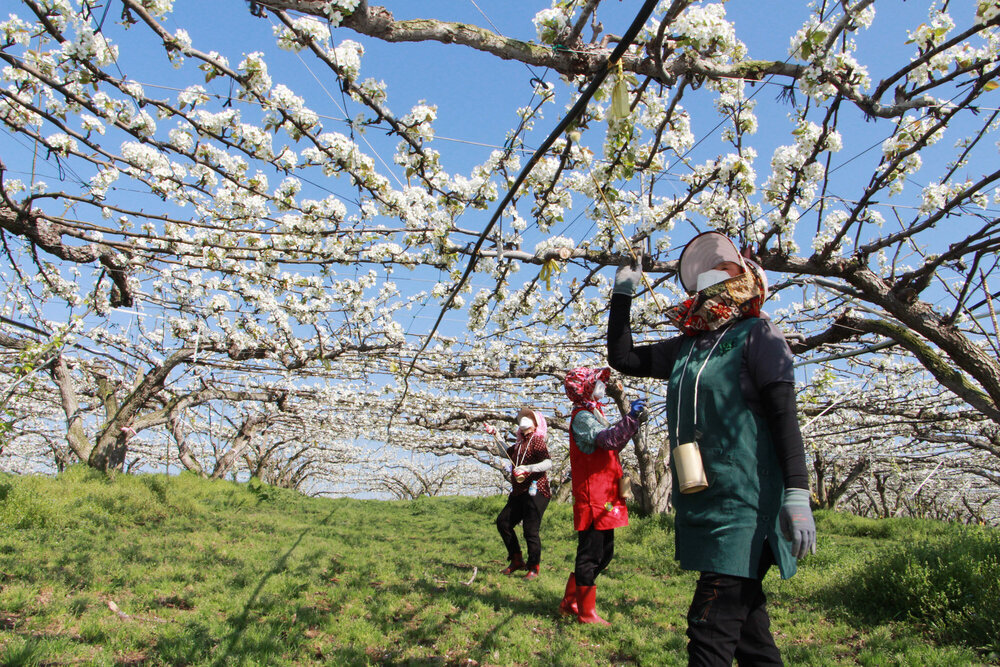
left=838, top=525, right=1000, bottom=654
left=0, top=475, right=58, bottom=529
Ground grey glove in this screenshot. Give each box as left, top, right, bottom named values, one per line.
left=613, top=259, right=642, bottom=296
left=779, top=488, right=816, bottom=559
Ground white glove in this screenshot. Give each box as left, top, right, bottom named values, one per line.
left=613, top=260, right=642, bottom=296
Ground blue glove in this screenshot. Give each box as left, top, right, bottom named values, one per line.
left=628, top=398, right=647, bottom=422
left=613, top=260, right=642, bottom=296
left=779, top=488, right=816, bottom=559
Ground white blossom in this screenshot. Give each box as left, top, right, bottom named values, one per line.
left=532, top=7, right=570, bottom=44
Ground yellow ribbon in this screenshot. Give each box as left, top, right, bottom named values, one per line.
left=538, top=257, right=562, bottom=290
left=609, top=59, right=630, bottom=125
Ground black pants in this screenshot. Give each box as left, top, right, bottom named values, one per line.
left=496, top=492, right=549, bottom=567
left=574, top=525, right=615, bottom=586
left=686, top=543, right=782, bottom=667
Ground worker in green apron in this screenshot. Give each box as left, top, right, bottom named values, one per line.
left=607, top=232, right=816, bottom=666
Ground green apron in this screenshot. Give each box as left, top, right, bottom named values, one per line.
left=667, top=317, right=796, bottom=579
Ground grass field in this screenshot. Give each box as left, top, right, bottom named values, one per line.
left=0, top=467, right=997, bottom=665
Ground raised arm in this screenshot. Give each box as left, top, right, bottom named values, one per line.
left=572, top=408, right=640, bottom=454
left=607, top=293, right=680, bottom=380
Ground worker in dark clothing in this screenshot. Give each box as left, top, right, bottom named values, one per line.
left=491, top=408, right=552, bottom=579
left=606, top=232, right=816, bottom=666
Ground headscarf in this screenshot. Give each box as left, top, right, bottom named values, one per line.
left=564, top=367, right=610, bottom=414
left=665, top=232, right=768, bottom=336
left=515, top=407, right=547, bottom=444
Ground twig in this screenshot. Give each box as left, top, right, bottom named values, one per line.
left=106, top=599, right=168, bottom=624
left=981, top=269, right=1000, bottom=356
left=107, top=600, right=130, bottom=621
left=463, top=566, right=478, bottom=586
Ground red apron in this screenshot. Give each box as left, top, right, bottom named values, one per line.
left=569, top=406, right=629, bottom=531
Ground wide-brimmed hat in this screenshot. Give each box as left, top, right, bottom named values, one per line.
left=516, top=407, right=536, bottom=426
left=678, top=232, right=746, bottom=293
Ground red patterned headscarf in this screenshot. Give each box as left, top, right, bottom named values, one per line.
left=666, top=232, right=769, bottom=336
left=665, top=267, right=766, bottom=336
left=564, top=367, right=610, bottom=413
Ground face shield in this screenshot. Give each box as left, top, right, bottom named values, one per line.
left=695, top=268, right=734, bottom=292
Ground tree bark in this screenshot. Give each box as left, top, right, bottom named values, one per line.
left=211, top=414, right=268, bottom=480
left=50, top=356, right=94, bottom=463
left=1, top=206, right=134, bottom=307
left=167, top=408, right=206, bottom=477
left=766, top=254, right=1000, bottom=426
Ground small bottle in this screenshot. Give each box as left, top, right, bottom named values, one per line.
left=529, top=480, right=537, bottom=496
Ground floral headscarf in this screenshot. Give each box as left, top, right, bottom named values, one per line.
left=666, top=232, right=769, bottom=336
left=665, top=267, right=766, bottom=336
left=564, top=367, right=611, bottom=413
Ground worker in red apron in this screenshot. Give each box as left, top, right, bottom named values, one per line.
left=559, top=367, right=645, bottom=625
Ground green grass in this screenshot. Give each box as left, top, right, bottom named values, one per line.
left=0, top=467, right=996, bottom=665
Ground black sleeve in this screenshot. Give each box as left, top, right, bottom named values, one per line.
left=760, top=382, right=809, bottom=490
left=607, top=293, right=682, bottom=380
left=746, top=320, right=809, bottom=490
left=746, top=319, right=795, bottom=387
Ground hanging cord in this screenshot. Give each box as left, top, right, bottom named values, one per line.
left=583, top=158, right=667, bottom=313
left=584, top=158, right=667, bottom=449
left=389, top=0, right=661, bottom=431
left=583, top=149, right=673, bottom=455
left=673, top=328, right=730, bottom=446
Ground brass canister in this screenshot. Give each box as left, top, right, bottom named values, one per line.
left=618, top=474, right=633, bottom=501
left=673, top=442, right=708, bottom=494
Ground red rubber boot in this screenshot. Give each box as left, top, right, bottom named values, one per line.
left=558, top=573, right=578, bottom=616
left=576, top=585, right=611, bottom=625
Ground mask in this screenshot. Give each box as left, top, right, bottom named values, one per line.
left=591, top=380, right=606, bottom=401
left=696, top=269, right=734, bottom=292
left=519, top=416, right=534, bottom=431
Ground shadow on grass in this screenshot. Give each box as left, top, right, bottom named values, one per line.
left=205, top=504, right=339, bottom=666
left=156, top=502, right=684, bottom=665
left=352, top=576, right=558, bottom=663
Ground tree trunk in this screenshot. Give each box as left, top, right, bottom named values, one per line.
left=50, top=356, right=94, bottom=463
left=211, top=414, right=267, bottom=480
left=630, top=427, right=672, bottom=514
left=813, top=453, right=828, bottom=508
left=167, top=409, right=206, bottom=477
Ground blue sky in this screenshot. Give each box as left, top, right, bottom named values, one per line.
left=2, top=0, right=986, bottom=346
